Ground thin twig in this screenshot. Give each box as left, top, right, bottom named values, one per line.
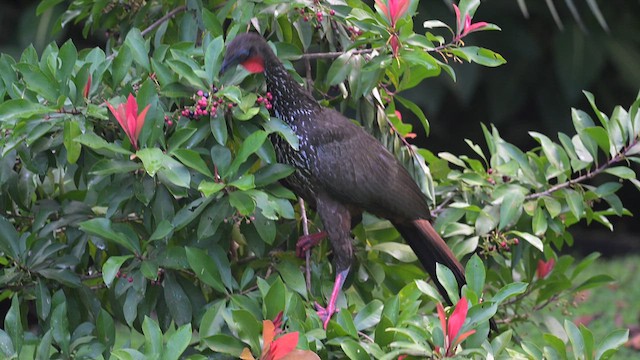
left=299, top=197, right=312, bottom=293
left=525, top=139, right=637, bottom=200
left=299, top=48, right=374, bottom=60
left=141, top=5, right=188, bottom=37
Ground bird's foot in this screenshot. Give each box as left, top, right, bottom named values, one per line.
left=315, top=268, right=349, bottom=330
left=315, top=301, right=335, bottom=330
left=295, top=231, right=327, bottom=257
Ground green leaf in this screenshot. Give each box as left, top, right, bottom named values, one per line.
left=210, top=112, right=228, bottom=145
left=227, top=130, right=267, bottom=176
left=173, top=149, right=214, bottom=178
left=263, top=117, right=299, bottom=150
left=198, top=181, right=225, bottom=197
left=137, top=148, right=191, bottom=188
left=35, top=279, right=51, bottom=320
left=396, top=94, right=430, bottom=136
left=491, top=282, right=527, bottom=304
left=372, top=243, right=418, bottom=262
left=142, top=316, right=162, bottom=356
left=499, top=190, right=524, bottom=230
left=327, top=53, right=352, bottom=85
left=565, top=320, right=586, bottom=360
left=79, top=218, right=140, bottom=254
left=51, top=301, right=70, bottom=355
left=229, top=191, right=256, bottom=216
left=264, top=277, right=286, bottom=320
left=14, top=63, right=59, bottom=102
left=0, top=329, right=14, bottom=358
left=202, top=334, right=246, bottom=356
left=436, top=262, right=459, bottom=303
left=102, top=255, right=133, bottom=287
left=465, top=254, right=486, bottom=296
left=125, top=28, right=150, bottom=71
left=96, top=309, right=115, bottom=352
left=163, top=273, right=192, bottom=326
left=63, top=120, right=82, bottom=164
left=204, top=35, right=224, bottom=82
left=0, top=216, right=21, bottom=259
left=35, top=329, right=53, bottom=360
left=353, top=299, right=383, bottom=331
left=4, top=296, right=22, bottom=355
left=595, top=329, right=629, bottom=360
left=185, top=247, right=227, bottom=293
left=532, top=206, right=548, bottom=236
left=563, top=188, right=584, bottom=219
left=340, top=338, right=370, bottom=360
left=451, top=46, right=506, bottom=67
left=276, top=261, right=307, bottom=299
left=0, top=99, right=51, bottom=123
left=509, top=231, right=543, bottom=252
left=75, top=132, right=133, bottom=155
left=161, top=324, right=191, bottom=360
left=603, top=166, right=635, bottom=179
left=253, top=163, right=294, bottom=187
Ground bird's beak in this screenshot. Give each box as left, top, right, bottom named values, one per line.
left=219, top=58, right=234, bottom=75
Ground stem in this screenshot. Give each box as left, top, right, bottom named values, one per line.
left=299, top=48, right=374, bottom=60
left=141, top=5, right=188, bottom=37
left=526, top=139, right=637, bottom=200
left=299, top=198, right=312, bottom=293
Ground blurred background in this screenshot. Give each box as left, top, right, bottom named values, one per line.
left=1, top=0, right=638, bottom=255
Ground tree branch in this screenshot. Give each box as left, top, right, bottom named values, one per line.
left=525, top=139, right=637, bottom=200
left=141, top=5, right=187, bottom=37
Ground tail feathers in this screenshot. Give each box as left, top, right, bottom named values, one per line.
left=393, top=219, right=466, bottom=305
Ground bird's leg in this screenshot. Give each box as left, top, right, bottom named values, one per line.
left=295, top=231, right=327, bottom=258
left=315, top=267, right=349, bottom=329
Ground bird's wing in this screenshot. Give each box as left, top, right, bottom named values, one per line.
left=307, top=108, right=431, bottom=221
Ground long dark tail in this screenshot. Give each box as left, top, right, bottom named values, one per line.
left=393, top=219, right=465, bottom=305
left=394, top=219, right=499, bottom=332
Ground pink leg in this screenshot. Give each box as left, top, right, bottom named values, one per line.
left=296, top=231, right=327, bottom=258
left=315, top=268, right=349, bottom=329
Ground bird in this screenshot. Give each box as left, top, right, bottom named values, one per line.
left=220, top=32, right=468, bottom=329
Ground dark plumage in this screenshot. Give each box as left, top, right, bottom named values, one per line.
left=221, top=33, right=468, bottom=328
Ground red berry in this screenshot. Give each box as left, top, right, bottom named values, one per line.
left=128, top=277, right=133, bottom=283
left=266, top=104, right=272, bottom=110
left=513, top=238, right=519, bottom=245
left=167, top=120, right=173, bottom=126
left=228, top=103, right=234, bottom=109
left=330, top=9, right=336, bottom=16
left=197, top=90, right=204, bottom=97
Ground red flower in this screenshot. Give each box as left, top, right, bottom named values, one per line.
left=436, top=297, right=476, bottom=357
left=536, top=258, right=555, bottom=279
left=375, top=0, right=409, bottom=28
left=106, top=94, right=150, bottom=151
left=452, top=4, right=489, bottom=42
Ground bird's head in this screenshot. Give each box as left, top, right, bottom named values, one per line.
left=220, top=33, right=269, bottom=75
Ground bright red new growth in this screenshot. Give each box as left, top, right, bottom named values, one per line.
left=266, top=332, right=299, bottom=360
left=537, top=258, right=555, bottom=279
left=452, top=4, right=489, bottom=42
left=437, top=296, right=476, bottom=357
left=375, top=0, right=410, bottom=27
left=106, top=94, right=150, bottom=151
left=242, top=56, right=265, bottom=73
left=83, top=74, right=92, bottom=99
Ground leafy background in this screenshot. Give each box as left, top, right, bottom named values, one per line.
left=0, top=0, right=639, bottom=359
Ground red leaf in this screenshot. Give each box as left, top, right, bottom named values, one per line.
left=447, top=297, right=469, bottom=345
left=83, top=74, right=91, bottom=98
left=262, top=320, right=276, bottom=352
left=536, top=258, right=555, bottom=279
left=436, top=302, right=448, bottom=344
left=268, top=332, right=299, bottom=360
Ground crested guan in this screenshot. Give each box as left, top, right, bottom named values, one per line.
left=221, top=33, right=467, bottom=329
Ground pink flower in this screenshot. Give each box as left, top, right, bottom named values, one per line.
left=375, top=0, right=409, bottom=28
left=106, top=94, right=150, bottom=151
left=436, top=297, right=476, bottom=357
left=536, top=258, right=555, bottom=279
left=453, top=4, right=489, bottom=42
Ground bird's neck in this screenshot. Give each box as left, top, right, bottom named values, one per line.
left=263, top=60, right=320, bottom=127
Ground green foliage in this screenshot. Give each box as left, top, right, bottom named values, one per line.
left=0, top=0, right=635, bottom=358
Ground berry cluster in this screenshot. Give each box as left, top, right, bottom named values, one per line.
left=481, top=233, right=520, bottom=255
left=294, top=4, right=336, bottom=29
left=223, top=213, right=256, bottom=226
left=256, top=92, right=273, bottom=110
left=180, top=87, right=235, bottom=121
